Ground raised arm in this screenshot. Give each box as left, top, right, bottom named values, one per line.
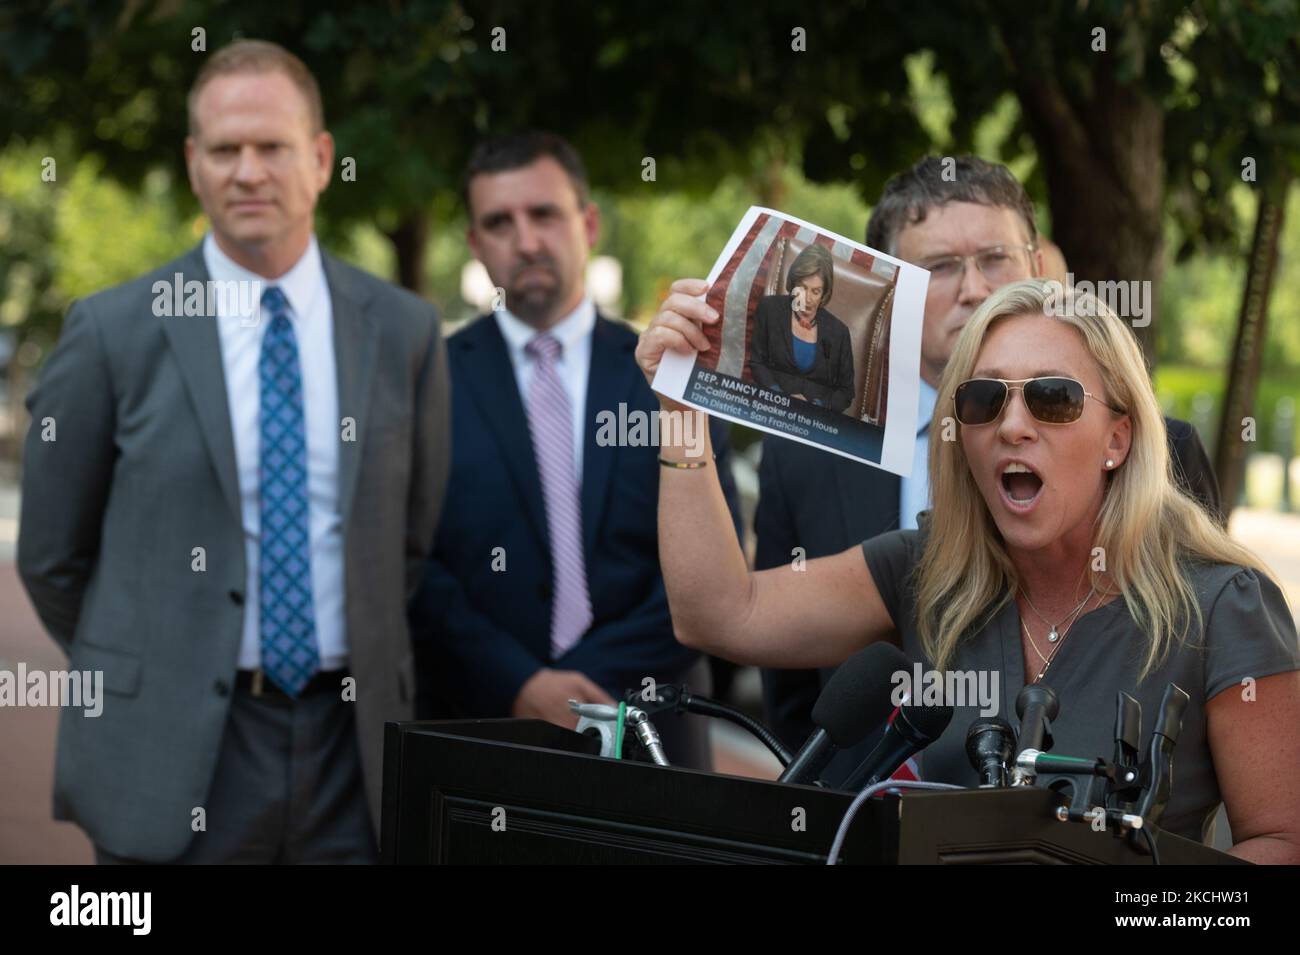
left=634, top=278, right=896, bottom=668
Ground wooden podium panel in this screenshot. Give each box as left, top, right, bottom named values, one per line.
left=381, top=719, right=1239, bottom=865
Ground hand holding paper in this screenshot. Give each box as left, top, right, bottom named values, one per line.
left=634, top=277, right=718, bottom=410
left=644, top=207, right=930, bottom=476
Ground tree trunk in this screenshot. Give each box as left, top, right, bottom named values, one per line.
left=998, top=31, right=1166, bottom=364
left=1213, top=172, right=1292, bottom=512
left=385, top=211, right=429, bottom=296
left=751, top=146, right=788, bottom=209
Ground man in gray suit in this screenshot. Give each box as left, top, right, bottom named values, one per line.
left=17, top=40, right=448, bottom=863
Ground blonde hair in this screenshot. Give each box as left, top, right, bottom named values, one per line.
left=916, top=279, right=1273, bottom=680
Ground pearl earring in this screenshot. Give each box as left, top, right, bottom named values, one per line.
left=1105, top=459, right=1115, bottom=469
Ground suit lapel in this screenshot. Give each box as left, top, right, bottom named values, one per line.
left=581, top=316, right=637, bottom=554
left=324, top=253, right=379, bottom=524
left=159, top=245, right=242, bottom=526
left=161, top=245, right=379, bottom=528
left=456, top=316, right=550, bottom=548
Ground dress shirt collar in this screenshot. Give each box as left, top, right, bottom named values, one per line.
left=917, top=378, right=940, bottom=435
left=202, top=232, right=325, bottom=321
left=495, top=296, right=596, bottom=359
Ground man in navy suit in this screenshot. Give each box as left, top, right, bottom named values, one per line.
left=757, top=156, right=1223, bottom=784
left=410, top=131, right=739, bottom=768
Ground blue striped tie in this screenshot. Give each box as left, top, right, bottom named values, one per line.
left=258, top=286, right=319, bottom=696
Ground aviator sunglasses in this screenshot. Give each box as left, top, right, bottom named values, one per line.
left=953, top=376, right=1125, bottom=426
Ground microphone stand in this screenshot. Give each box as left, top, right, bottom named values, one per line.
left=622, top=683, right=794, bottom=767
left=1015, top=682, right=1188, bottom=864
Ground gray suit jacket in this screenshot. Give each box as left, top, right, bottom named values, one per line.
left=17, top=242, right=449, bottom=861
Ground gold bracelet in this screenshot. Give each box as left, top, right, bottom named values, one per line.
left=658, top=456, right=709, bottom=469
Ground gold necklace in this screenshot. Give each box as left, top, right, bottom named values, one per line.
left=1022, top=586, right=1095, bottom=682
left=1019, top=568, right=1093, bottom=644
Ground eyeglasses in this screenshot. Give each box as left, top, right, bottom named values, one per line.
left=920, top=244, right=1036, bottom=287
left=953, top=377, right=1125, bottom=426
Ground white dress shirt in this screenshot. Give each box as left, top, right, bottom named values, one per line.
left=899, top=379, right=940, bottom=530
left=495, top=299, right=597, bottom=480
left=203, top=233, right=347, bottom=671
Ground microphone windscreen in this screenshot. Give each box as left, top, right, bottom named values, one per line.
left=811, top=642, right=910, bottom=748
left=1015, top=683, right=1060, bottom=721
left=1154, top=683, right=1190, bottom=743
left=965, top=716, right=1016, bottom=769
left=900, top=699, right=954, bottom=742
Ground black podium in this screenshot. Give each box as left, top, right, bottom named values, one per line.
left=380, top=719, right=1243, bottom=865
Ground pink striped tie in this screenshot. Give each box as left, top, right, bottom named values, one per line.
left=524, top=333, right=592, bottom=658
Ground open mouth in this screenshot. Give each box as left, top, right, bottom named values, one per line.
left=999, top=461, right=1044, bottom=510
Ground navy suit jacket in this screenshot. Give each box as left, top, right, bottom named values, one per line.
left=410, top=311, right=741, bottom=719
left=755, top=415, right=1223, bottom=781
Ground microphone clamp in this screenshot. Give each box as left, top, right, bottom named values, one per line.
left=1054, top=804, right=1145, bottom=833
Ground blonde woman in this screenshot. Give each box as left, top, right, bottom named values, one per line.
left=636, top=277, right=1300, bottom=863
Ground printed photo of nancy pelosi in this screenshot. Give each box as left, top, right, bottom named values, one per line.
left=746, top=243, right=856, bottom=412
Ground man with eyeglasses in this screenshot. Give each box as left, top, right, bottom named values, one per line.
left=756, top=155, right=1221, bottom=781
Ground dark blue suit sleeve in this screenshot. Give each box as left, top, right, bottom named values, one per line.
left=409, top=552, right=544, bottom=719
left=1165, top=416, right=1224, bottom=526
left=559, top=417, right=744, bottom=696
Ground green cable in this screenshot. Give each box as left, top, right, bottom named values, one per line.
left=614, top=701, right=626, bottom=759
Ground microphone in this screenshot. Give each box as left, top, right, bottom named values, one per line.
left=1011, top=683, right=1059, bottom=785
left=622, top=684, right=795, bottom=767
left=1111, top=691, right=1143, bottom=811
left=778, top=642, right=908, bottom=785
left=965, top=717, right=1017, bottom=787
left=840, top=700, right=953, bottom=792
left=1134, top=683, right=1190, bottom=827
